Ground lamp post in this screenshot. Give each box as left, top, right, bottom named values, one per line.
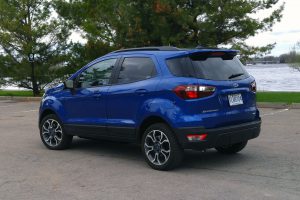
left=28, top=53, right=34, bottom=62
left=28, top=53, right=38, bottom=96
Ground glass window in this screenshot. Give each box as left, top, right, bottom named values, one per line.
left=166, top=56, right=249, bottom=80
left=117, top=57, right=156, bottom=84
left=166, top=57, right=194, bottom=77
left=76, top=58, right=117, bottom=88
left=191, top=57, right=249, bottom=80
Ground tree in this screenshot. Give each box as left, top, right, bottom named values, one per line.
left=288, top=42, right=300, bottom=71
left=54, top=0, right=284, bottom=58
left=0, top=54, right=8, bottom=86
left=232, top=42, right=275, bottom=64
left=0, top=0, right=71, bottom=96
left=279, top=53, right=288, bottom=63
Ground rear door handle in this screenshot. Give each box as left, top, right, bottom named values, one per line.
left=135, top=89, right=148, bottom=96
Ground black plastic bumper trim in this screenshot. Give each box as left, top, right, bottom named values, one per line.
left=174, top=120, right=261, bottom=150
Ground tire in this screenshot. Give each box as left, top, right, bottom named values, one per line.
left=40, top=114, right=73, bottom=150
left=215, top=141, right=248, bottom=154
left=141, top=123, right=183, bottom=170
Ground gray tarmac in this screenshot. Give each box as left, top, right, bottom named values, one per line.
left=0, top=100, right=299, bottom=200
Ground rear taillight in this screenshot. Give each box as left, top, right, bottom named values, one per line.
left=250, top=81, right=256, bottom=92
left=173, top=85, right=215, bottom=99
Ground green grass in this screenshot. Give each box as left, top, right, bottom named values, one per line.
left=0, top=90, right=35, bottom=97
left=0, top=90, right=300, bottom=103
left=256, top=92, right=300, bottom=104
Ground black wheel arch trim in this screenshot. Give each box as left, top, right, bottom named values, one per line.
left=39, top=109, right=61, bottom=127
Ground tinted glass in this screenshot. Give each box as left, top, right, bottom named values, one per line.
left=117, top=57, right=156, bottom=84
left=166, top=57, right=195, bottom=77
left=192, top=57, right=249, bottom=80
left=77, top=58, right=117, bottom=88
left=166, top=56, right=249, bottom=80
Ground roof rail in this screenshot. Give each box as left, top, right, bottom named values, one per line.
left=196, top=45, right=205, bottom=49
left=196, top=45, right=219, bottom=49
left=112, top=46, right=180, bottom=53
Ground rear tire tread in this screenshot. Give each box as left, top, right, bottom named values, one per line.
left=142, top=123, right=183, bottom=170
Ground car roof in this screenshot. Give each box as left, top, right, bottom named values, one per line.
left=69, top=46, right=239, bottom=80
left=105, top=46, right=238, bottom=59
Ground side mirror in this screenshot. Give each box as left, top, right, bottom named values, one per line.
left=64, top=79, right=74, bottom=89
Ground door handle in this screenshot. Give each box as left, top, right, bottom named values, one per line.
left=135, top=89, right=148, bottom=96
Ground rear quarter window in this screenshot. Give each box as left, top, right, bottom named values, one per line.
left=166, top=57, right=195, bottom=78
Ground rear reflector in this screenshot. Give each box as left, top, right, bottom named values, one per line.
left=173, top=85, right=215, bottom=99
left=186, top=134, right=208, bottom=141
left=250, top=81, right=257, bottom=92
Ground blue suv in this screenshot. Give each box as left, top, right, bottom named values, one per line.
left=39, top=46, right=261, bottom=170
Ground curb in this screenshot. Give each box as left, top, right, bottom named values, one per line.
left=290, top=103, right=300, bottom=109
left=257, top=102, right=300, bottom=109
left=0, top=96, right=41, bottom=102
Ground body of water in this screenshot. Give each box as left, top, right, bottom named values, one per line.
left=246, top=64, right=300, bottom=92
left=1, top=64, right=300, bottom=92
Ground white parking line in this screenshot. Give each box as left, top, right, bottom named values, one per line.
left=1, top=109, right=39, bottom=115
left=261, top=108, right=289, bottom=116
left=19, top=109, right=38, bottom=113
left=0, top=104, right=18, bottom=108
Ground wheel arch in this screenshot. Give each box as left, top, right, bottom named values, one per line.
left=137, top=115, right=176, bottom=143
left=39, top=109, right=58, bottom=126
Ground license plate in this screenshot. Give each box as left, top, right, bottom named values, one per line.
left=228, top=93, right=243, bottom=106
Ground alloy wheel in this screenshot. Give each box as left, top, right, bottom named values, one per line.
left=41, top=119, right=63, bottom=147
left=144, top=130, right=171, bottom=166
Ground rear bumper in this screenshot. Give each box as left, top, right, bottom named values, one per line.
left=174, top=119, right=261, bottom=150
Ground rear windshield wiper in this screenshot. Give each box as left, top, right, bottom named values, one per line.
left=228, top=73, right=244, bottom=79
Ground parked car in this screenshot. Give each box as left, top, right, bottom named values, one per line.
left=39, top=46, right=261, bottom=170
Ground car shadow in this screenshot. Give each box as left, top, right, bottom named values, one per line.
left=70, top=137, right=143, bottom=161
left=70, top=137, right=252, bottom=170
left=180, top=149, right=251, bottom=170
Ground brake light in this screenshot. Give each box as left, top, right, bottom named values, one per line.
left=210, top=52, right=225, bottom=56
left=173, top=85, right=215, bottom=99
left=250, top=81, right=256, bottom=92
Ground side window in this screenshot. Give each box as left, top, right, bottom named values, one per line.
left=166, top=57, right=195, bottom=77
left=117, top=57, right=157, bottom=84
left=76, top=58, right=117, bottom=88
left=166, top=57, right=187, bottom=77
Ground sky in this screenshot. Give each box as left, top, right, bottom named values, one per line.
left=246, top=0, right=300, bottom=56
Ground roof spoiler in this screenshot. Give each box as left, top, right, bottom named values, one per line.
left=189, top=50, right=238, bottom=61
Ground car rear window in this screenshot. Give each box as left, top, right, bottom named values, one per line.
left=166, top=55, right=249, bottom=81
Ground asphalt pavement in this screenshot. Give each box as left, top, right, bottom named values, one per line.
left=0, top=100, right=299, bottom=200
